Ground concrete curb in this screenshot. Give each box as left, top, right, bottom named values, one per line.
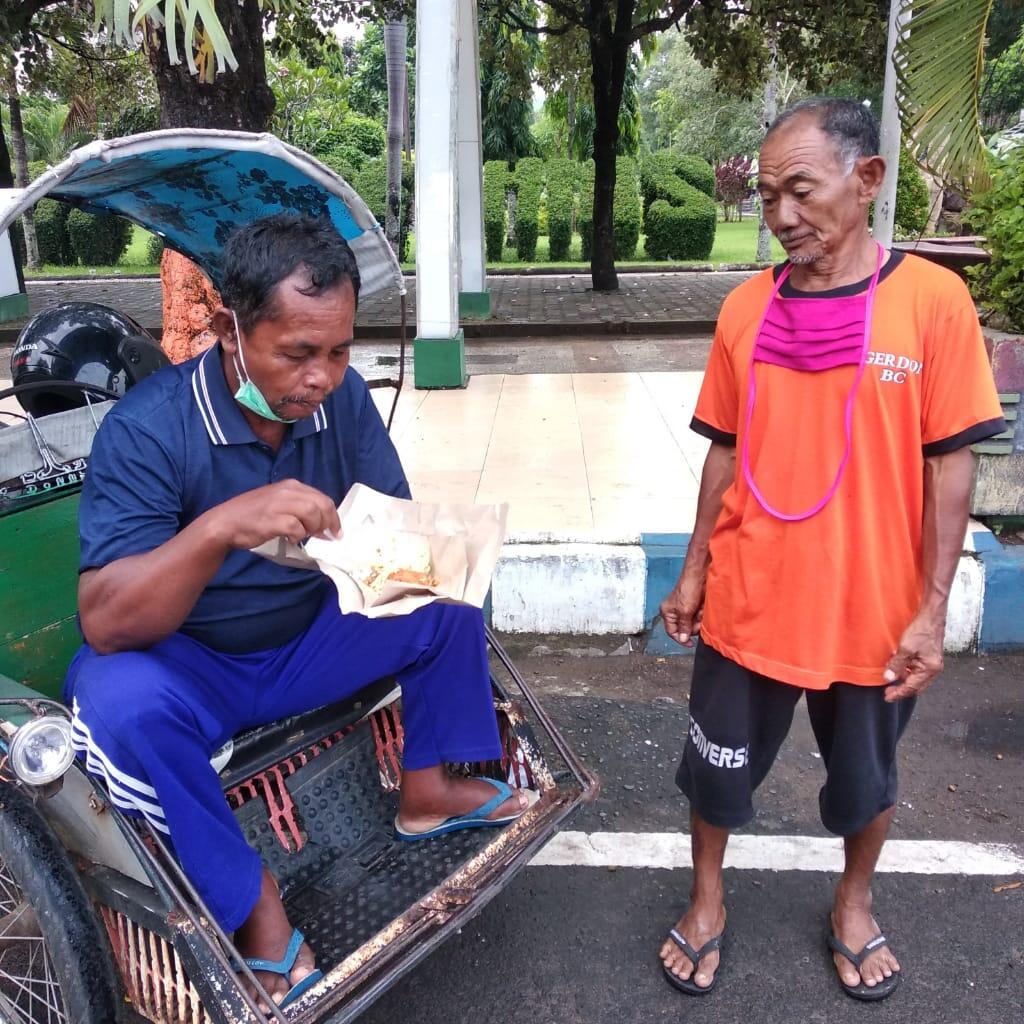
left=488, top=520, right=1024, bottom=654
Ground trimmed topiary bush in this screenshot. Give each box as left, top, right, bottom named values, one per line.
left=579, top=160, right=596, bottom=261
left=641, top=152, right=717, bottom=260
left=484, top=160, right=509, bottom=262
left=546, top=158, right=576, bottom=262
left=674, top=154, right=715, bottom=199
left=66, top=209, right=132, bottom=266
left=511, top=157, right=544, bottom=261
left=33, top=199, right=74, bottom=266
left=967, top=147, right=1024, bottom=331
left=614, top=156, right=641, bottom=260
left=894, top=150, right=930, bottom=236
left=146, top=233, right=165, bottom=265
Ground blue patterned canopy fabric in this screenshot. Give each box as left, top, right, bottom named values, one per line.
left=0, top=129, right=404, bottom=298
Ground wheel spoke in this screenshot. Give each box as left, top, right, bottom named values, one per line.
left=0, top=858, right=67, bottom=1023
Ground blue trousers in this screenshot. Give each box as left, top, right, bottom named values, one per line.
left=64, top=600, right=501, bottom=931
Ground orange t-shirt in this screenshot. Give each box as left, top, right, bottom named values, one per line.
left=693, top=253, right=1005, bottom=689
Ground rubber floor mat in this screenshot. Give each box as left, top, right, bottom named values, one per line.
left=234, top=721, right=495, bottom=965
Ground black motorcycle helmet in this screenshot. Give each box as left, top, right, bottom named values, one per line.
left=11, top=302, right=170, bottom=417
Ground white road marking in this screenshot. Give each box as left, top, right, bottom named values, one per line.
left=531, top=832, right=1024, bottom=875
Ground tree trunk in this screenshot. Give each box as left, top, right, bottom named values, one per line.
left=383, top=19, right=407, bottom=257
left=143, top=0, right=274, bottom=363
left=588, top=14, right=630, bottom=292
left=145, top=0, right=274, bottom=132
left=0, top=102, right=26, bottom=293
left=756, top=38, right=778, bottom=264
left=4, top=60, right=39, bottom=269
left=403, top=71, right=412, bottom=159
left=0, top=113, right=12, bottom=189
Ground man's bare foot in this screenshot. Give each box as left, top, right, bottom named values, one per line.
left=234, top=868, right=318, bottom=1011
left=396, top=768, right=532, bottom=833
left=659, top=897, right=726, bottom=991
left=831, top=887, right=900, bottom=991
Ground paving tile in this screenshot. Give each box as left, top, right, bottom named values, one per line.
left=16, top=271, right=754, bottom=335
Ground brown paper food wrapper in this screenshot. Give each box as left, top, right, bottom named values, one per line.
left=252, top=483, right=509, bottom=617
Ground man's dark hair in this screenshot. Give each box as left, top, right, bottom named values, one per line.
left=766, top=97, right=881, bottom=171
left=220, top=213, right=361, bottom=330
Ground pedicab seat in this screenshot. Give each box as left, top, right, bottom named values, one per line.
left=218, top=676, right=398, bottom=791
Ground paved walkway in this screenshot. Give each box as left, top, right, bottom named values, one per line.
left=372, top=371, right=708, bottom=533
left=6, top=271, right=753, bottom=340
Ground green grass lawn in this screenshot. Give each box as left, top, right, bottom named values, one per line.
left=25, top=218, right=783, bottom=279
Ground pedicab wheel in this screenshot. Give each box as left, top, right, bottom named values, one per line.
left=0, top=783, right=121, bottom=1023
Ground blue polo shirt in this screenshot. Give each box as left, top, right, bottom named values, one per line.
left=79, top=345, right=410, bottom=654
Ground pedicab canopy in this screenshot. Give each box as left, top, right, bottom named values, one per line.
left=0, top=128, right=405, bottom=297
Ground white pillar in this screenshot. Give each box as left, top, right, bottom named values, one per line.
left=413, top=0, right=467, bottom=387
left=456, top=0, right=488, bottom=318
left=874, top=0, right=911, bottom=247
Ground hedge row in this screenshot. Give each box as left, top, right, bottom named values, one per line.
left=512, top=157, right=544, bottom=261
left=640, top=152, right=717, bottom=261
left=482, top=154, right=716, bottom=263
left=546, top=158, right=577, bottom=261
left=352, top=157, right=415, bottom=263
left=614, top=156, right=641, bottom=261
left=579, top=161, right=596, bottom=261
left=30, top=200, right=132, bottom=267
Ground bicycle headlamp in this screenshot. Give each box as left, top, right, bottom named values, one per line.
left=9, top=716, right=76, bottom=786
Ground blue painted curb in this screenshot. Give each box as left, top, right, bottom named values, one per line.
left=978, top=544, right=1024, bottom=652
left=641, top=532, right=691, bottom=656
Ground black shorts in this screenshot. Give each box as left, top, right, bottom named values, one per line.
left=676, top=640, right=916, bottom=836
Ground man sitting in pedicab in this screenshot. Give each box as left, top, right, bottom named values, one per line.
left=63, top=212, right=537, bottom=1010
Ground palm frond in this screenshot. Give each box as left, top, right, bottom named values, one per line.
left=895, top=0, right=994, bottom=193
left=62, top=94, right=97, bottom=137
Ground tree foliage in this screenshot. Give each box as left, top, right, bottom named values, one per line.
left=981, top=21, right=1024, bottom=130
left=967, top=146, right=1024, bottom=329
left=639, top=35, right=766, bottom=163
left=715, top=155, right=754, bottom=220
left=345, top=20, right=415, bottom=125
left=893, top=150, right=930, bottom=236
left=480, top=0, right=538, bottom=162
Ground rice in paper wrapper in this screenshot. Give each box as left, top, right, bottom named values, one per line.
left=252, top=483, right=508, bottom=617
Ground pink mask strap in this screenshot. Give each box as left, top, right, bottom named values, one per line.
left=741, top=244, right=885, bottom=522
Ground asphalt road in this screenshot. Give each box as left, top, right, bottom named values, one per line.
left=362, top=648, right=1024, bottom=1024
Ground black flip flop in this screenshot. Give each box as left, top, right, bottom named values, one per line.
left=661, top=928, right=724, bottom=995
left=827, top=928, right=901, bottom=1002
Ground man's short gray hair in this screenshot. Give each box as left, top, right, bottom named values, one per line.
left=766, top=97, right=881, bottom=173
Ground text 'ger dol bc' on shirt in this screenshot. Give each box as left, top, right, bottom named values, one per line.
left=692, top=252, right=1005, bottom=689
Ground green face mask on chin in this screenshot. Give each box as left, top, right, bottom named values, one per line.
left=231, top=311, right=297, bottom=424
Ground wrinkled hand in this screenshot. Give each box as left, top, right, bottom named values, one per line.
left=208, top=480, right=341, bottom=551
left=660, top=571, right=706, bottom=648
left=883, top=614, right=945, bottom=702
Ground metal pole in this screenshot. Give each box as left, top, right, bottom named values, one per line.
left=874, top=0, right=911, bottom=247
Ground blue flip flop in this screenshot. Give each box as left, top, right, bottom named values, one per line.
left=394, top=778, right=538, bottom=841
left=241, top=927, right=323, bottom=1010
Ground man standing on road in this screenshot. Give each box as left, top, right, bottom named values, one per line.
left=657, top=99, right=1005, bottom=1002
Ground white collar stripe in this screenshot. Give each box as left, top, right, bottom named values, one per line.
left=197, top=354, right=228, bottom=445
left=191, top=366, right=221, bottom=445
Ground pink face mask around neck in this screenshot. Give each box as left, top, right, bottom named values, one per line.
left=741, top=243, right=885, bottom=522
